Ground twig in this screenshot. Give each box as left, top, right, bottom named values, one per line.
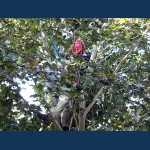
left=69, top=116, right=74, bottom=131
left=73, top=113, right=79, bottom=131
left=142, top=73, right=150, bottom=82
left=139, top=110, right=150, bottom=121
left=94, top=44, right=111, bottom=62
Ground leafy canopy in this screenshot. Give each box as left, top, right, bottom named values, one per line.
left=0, top=18, right=150, bottom=131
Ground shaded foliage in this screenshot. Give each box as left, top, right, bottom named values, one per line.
left=0, top=18, right=150, bottom=131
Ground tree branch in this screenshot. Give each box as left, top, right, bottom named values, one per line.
left=139, top=109, right=150, bottom=122
left=73, top=113, right=79, bottom=131
left=83, top=87, right=103, bottom=117
left=114, top=26, right=150, bottom=74
left=39, top=91, right=63, bottom=131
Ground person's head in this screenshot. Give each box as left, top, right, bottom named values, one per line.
left=71, top=39, right=85, bottom=56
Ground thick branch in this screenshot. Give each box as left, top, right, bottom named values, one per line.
left=114, top=26, right=150, bottom=74
left=83, top=87, right=103, bottom=117
left=39, top=91, right=63, bottom=131
left=79, top=99, right=86, bottom=131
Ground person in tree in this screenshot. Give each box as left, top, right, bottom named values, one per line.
left=37, top=38, right=97, bottom=131
left=71, top=39, right=91, bottom=61
left=69, top=39, right=91, bottom=86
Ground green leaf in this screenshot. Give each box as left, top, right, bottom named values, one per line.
left=68, top=91, right=77, bottom=98
left=17, top=56, right=22, bottom=65
left=54, top=18, right=61, bottom=23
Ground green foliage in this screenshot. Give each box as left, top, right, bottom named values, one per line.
left=0, top=18, right=150, bottom=131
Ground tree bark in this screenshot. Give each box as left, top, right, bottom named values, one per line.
left=79, top=100, right=86, bottom=131
left=79, top=115, right=86, bottom=131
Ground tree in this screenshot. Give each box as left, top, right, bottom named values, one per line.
left=0, top=18, right=150, bottom=131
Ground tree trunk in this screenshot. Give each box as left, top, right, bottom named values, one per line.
left=79, top=114, right=86, bottom=131
left=79, top=100, right=86, bottom=131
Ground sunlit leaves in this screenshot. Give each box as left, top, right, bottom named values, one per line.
left=0, top=18, right=149, bottom=131
left=17, top=56, right=22, bottom=65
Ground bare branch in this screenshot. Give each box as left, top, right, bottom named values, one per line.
left=83, top=87, right=103, bottom=117
left=139, top=110, right=150, bottom=121
left=73, top=113, right=79, bottom=131
left=114, top=26, right=150, bottom=74
left=39, top=91, right=63, bottom=131
left=94, top=44, right=111, bottom=62
left=69, top=116, right=73, bottom=131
